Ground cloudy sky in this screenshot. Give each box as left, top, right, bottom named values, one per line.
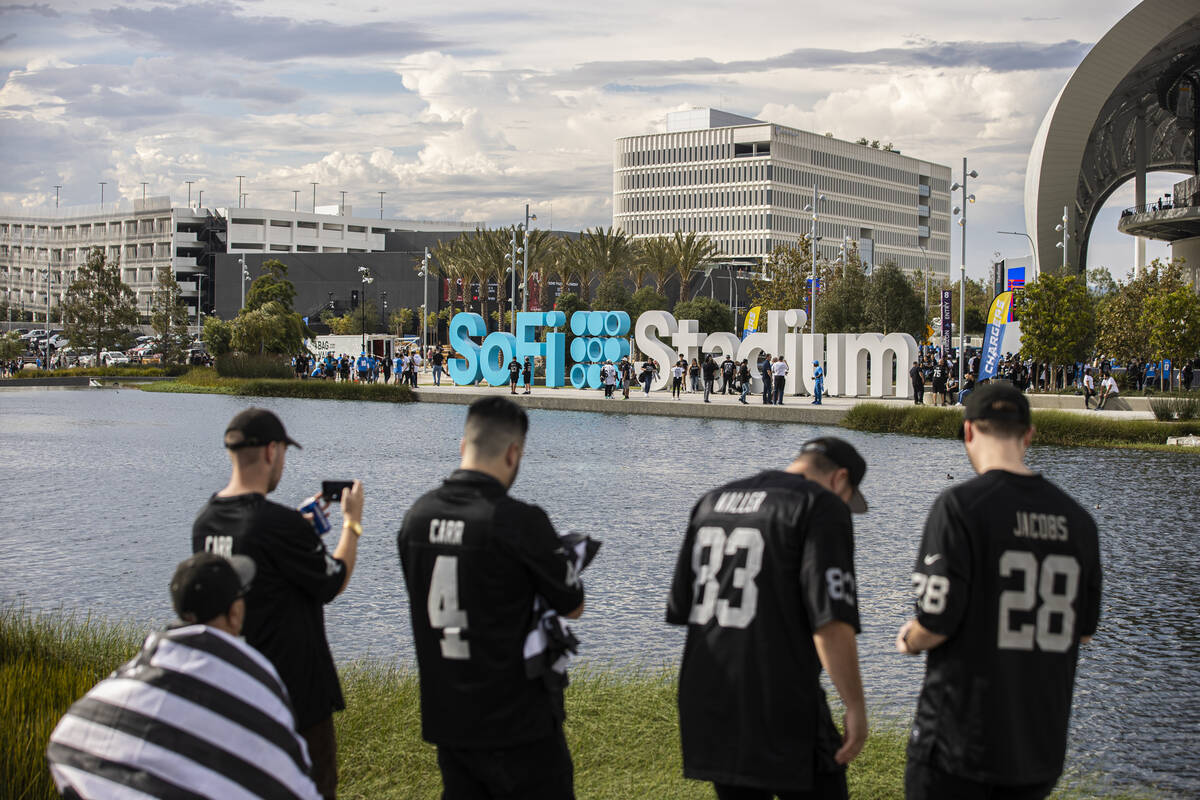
left=0, top=0, right=1182, bottom=280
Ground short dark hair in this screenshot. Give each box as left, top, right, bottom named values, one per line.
left=970, top=417, right=1030, bottom=440
left=796, top=450, right=840, bottom=476
left=464, top=397, right=529, bottom=458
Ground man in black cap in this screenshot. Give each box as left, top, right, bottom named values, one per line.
left=667, top=436, right=870, bottom=800
left=897, top=383, right=1102, bottom=800
left=48, top=553, right=323, bottom=800
left=192, top=407, right=364, bottom=800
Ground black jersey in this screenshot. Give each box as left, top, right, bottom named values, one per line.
left=667, top=470, right=860, bottom=791
left=908, top=470, right=1102, bottom=784
left=398, top=469, right=584, bottom=748
left=192, top=494, right=347, bottom=729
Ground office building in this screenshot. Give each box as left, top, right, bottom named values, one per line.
left=613, top=108, right=952, bottom=278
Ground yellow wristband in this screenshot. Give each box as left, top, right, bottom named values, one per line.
left=344, top=520, right=363, bottom=537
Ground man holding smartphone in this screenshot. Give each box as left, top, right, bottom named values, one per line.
left=193, top=407, right=364, bottom=800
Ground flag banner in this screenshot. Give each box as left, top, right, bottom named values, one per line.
left=742, top=306, right=761, bottom=340
left=1007, top=267, right=1026, bottom=291
left=979, top=291, right=1013, bottom=381
left=940, top=290, right=952, bottom=345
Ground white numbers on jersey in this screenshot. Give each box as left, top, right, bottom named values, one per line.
left=688, top=526, right=764, bottom=629
left=826, top=568, right=857, bottom=607
left=427, top=555, right=470, bottom=660
left=911, top=573, right=950, bottom=614
left=204, top=535, right=232, bottom=558
left=997, top=550, right=1080, bottom=652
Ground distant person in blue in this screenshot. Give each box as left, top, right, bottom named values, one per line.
left=811, top=360, right=824, bottom=405
left=356, top=352, right=370, bottom=383
left=760, top=353, right=774, bottom=404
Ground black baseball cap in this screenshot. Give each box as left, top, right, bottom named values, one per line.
left=797, top=437, right=868, bottom=513
left=170, top=553, right=256, bottom=624
left=224, top=407, right=301, bottom=450
left=959, top=383, right=1031, bottom=438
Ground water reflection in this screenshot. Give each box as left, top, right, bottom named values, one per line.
left=1, top=388, right=1196, bottom=794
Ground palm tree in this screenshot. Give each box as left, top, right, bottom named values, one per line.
left=429, top=239, right=463, bottom=315
left=640, top=236, right=676, bottom=297
left=671, top=231, right=722, bottom=304
left=563, top=227, right=636, bottom=303
left=520, top=230, right=562, bottom=311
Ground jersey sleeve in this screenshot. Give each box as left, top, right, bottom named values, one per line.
left=1078, top=518, right=1103, bottom=639
left=271, top=509, right=347, bottom=604
left=505, top=503, right=584, bottom=615
left=799, top=493, right=860, bottom=633
left=665, top=501, right=703, bottom=625
left=911, top=492, right=971, bottom=637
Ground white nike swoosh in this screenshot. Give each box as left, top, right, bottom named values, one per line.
left=923, top=554, right=942, bottom=565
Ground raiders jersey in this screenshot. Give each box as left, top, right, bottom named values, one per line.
left=667, top=470, right=860, bottom=791
left=908, top=470, right=1102, bottom=784
left=397, top=469, right=584, bottom=748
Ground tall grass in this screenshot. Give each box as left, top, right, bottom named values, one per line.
left=215, top=353, right=293, bottom=379
left=3, top=365, right=187, bottom=379
left=3, top=611, right=1164, bottom=799
left=140, top=368, right=416, bottom=403
left=1150, top=396, right=1200, bottom=421
left=842, top=404, right=1200, bottom=449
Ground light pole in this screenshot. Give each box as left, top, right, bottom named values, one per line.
left=186, top=180, right=194, bottom=208
left=54, top=185, right=62, bottom=209
left=99, top=182, right=106, bottom=208
left=140, top=182, right=148, bottom=203
left=339, top=191, right=348, bottom=216
left=917, top=243, right=930, bottom=320
left=41, top=268, right=52, bottom=369
left=420, top=247, right=430, bottom=353
left=236, top=176, right=245, bottom=208
left=378, top=191, right=386, bottom=220
left=997, top=230, right=1037, bottom=280
left=803, top=187, right=825, bottom=334
left=357, top=265, right=373, bottom=353
left=1054, top=206, right=1070, bottom=270
left=292, top=190, right=300, bottom=211
left=311, top=182, right=319, bottom=212
left=951, top=158, right=978, bottom=388
left=239, top=254, right=251, bottom=310
left=197, top=190, right=204, bottom=208
left=508, top=228, right=521, bottom=333
left=522, top=204, right=536, bottom=312
left=195, top=271, right=205, bottom=340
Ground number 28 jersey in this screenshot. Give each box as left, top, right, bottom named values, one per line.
left=667, top=470, right=860, bottom=791
left=909, top=470, right=1102, bottom=784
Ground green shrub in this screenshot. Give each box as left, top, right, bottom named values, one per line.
left=215, top=352, right=293, bottom=379
left=4, top=365, right=188, bottom=379
left=1150, top=396, right=1199, bottom=421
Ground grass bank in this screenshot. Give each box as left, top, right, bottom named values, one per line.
left=2, top=365, right=186, bottom=379
left=2, top=610, right=1160, bottom=799
left=841, top=404, right=1200, bottom=451
left=139, top=368, right=416, bottom=403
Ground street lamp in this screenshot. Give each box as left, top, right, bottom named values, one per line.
left=357, top=265, right=373, bottom=353
left=378, top=191, right=386, bottom=220
left=195, top=271, right=205, bottom=339
left=507, top=228, right=524, bottom=334
left=522, top=204, right=536, bottom=312
left=186, top=180, right=194, bottom=208
left=997, top=230, right=1038, bottom=278
left=239, top=254, right=251, bottom=310
left=917, top=243, right=930, bottom=323
left=236, top=176, right=245, bottom=208
left=803, top=187, right=825, bottom=334
left=1054, top=206, right=1070, bottom=271
left=419, top=247, right=431, bottom=353
left=54, top=185, right=62, bottom=209
left=951, top=158, right=978, bottom=388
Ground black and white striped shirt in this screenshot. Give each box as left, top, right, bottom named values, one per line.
left=47, top=624, right=321, bottom=800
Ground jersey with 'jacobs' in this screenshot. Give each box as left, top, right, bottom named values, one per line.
left=192, top=494, right=348, bottom=730
left=397, top=469, right=584, bottom=748
left=666, top=470, right=860, bottom=791
left=908, top=469, right=1102, bottom=784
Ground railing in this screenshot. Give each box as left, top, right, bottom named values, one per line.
left=1120, top=201, right=1195, bottom=217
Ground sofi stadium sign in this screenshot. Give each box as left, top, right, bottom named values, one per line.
left=448, top=309, right=920, bottom=398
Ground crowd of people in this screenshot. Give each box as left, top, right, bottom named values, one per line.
left=292, top=346, right=446, bottom=387
left=46, top=394, right=1101, bottom=800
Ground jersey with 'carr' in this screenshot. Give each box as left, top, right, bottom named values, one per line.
left=908, top=470, right=1102, bottom=784
left=666, top=470, right=860, bottom=792
left=397, top=469, right=584, bottom=749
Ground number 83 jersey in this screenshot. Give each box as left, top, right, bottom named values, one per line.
left=666, top=470, right=860, bottom=791
left=909, top=470, right=1102, bottom=784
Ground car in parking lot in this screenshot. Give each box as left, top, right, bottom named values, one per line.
left=100, top=351, right=130, bottom=366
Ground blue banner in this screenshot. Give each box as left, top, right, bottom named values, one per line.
left=979, top=292, right=1013, bottom=381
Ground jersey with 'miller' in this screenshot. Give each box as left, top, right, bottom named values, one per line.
left=667, top=470, right=860, bottom=791
left=909, top=470, right=1102, bottom=784
left=397, top=469, right=584, bottom=748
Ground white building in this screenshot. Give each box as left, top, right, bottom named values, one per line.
left=614, top=108, right=952, bottom=278
left=0, top=198, right=478, bottom=326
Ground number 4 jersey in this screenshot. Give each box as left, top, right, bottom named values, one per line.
left=397, top=469, right=584, bottom=748
left=909, top=469, right=1102, bottom=784
left=666, top=470, right=860, bottom=791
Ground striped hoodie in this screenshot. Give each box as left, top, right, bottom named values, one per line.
left=46, top=624, right=321, bottom=800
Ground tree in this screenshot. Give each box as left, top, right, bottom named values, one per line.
left=594, top=272, right=633, bottom=316
left=817, top=246, right=870, bottom=333
left=640, top=236, right=677, bottom=297
left=1086, top=268, right=1119, bottom=299
left=61, top=247, right=139, bottom=359
left=244, top=259, right=297, bottom=312
left=1017, top=273, right=1096, bottom=369
left=630, top=286, right=670, bottom=320
left=150, top=267, right=191, bottom=364
left=0, top=331, right=23, bottom=361
left=554, top=292, right=589, bottom=363
left=1145, top=285, right=1200, bottom=372
left=863, top=262, right=925, bottom=337
left=941, top=276, right=991, bottom=335
left=231, top=301, right=309, bottom=354
left=670, top=231, right=721, bottom=303
left=1097, top=259, right=1187, bottom=361
left=390, top=308, right=415, bottom=336
left=202, top=316, right=234, bottom=356
left=747, top=241, right=821, bottom=313
left=673, top=296, right=733, bottom=334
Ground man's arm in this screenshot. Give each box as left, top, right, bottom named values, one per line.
left=895, top=618, right=947, bottom=654
left=331, top=480, right=364, bottom=595
left=812, top=620, right=867, bottom=765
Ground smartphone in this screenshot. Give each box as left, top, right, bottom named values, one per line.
left=322, top=480, right=354, bottom=502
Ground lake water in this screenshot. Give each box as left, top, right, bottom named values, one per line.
left=1, top=388, right=1197, bottom=795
